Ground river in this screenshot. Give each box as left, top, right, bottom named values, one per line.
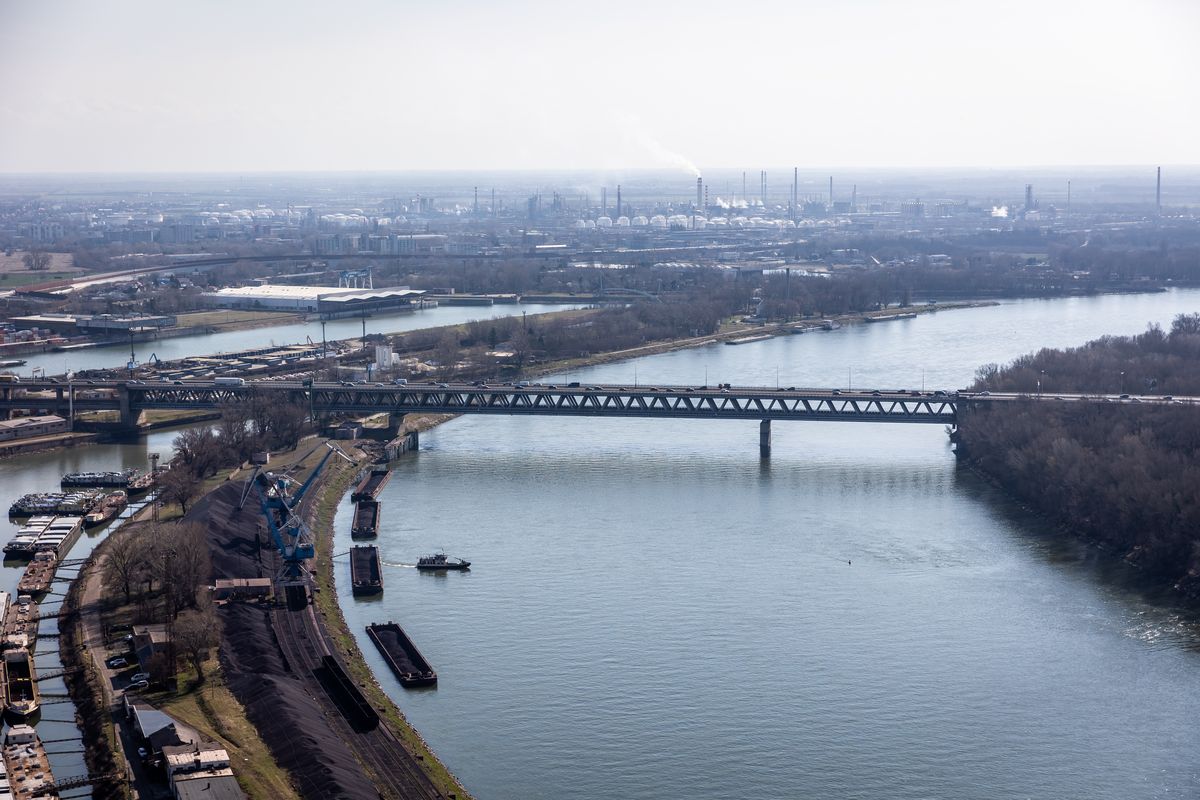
left=333, top=288, right=1200, bottom=799
left=16, top=302, right=576, bottom=377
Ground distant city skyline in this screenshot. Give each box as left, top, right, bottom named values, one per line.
left=1, top=0, right=1197, bottom=173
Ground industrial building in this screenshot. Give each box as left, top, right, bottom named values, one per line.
left=8, top=313, right=177, bottom=335
left=0, top=415, right=67, bottom=441
left=200, top=285, right=427, bottom=314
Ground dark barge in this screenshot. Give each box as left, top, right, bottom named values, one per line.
left=366, top=622, right=437, bottom=688
left=351, top=469, right=392, bottom=503
left=350, top=545, right=383, bottom=595
left=351, top=500, right=380, bottom=538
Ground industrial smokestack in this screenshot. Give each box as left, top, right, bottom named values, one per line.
left=761, top=171, right=767, bottom=206
left=616, top=184, right=622, bottom=218
left=697, top=177, right=703, bottom=211
left=792, top=166, right=798, bottom=221
left=851, top=184, right=857, bottom=212
left=1156, top=166, right=1162, bottom=212
left=601, top=187, right=607, bottom=217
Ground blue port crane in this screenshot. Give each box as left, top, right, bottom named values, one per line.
left=239, top=442, right=354, bottom=585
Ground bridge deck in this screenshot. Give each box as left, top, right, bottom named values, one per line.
left=0, top=381, right=960, bottom=424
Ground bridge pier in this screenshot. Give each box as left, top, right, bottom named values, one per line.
left=759, top=419, right=771, bottom=459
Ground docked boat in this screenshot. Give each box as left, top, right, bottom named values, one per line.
left=127, top=471, right=157, bottom=494
left=9, top=490, right=101, bottom=518
left=4, top=648, right=39, bottom=719
left=3, top=723, right=55, bottom=800
left=350, top=545, right=383, bottom=595
left=416, top=552, right=470, bottom=571
left=366, top=622, right=437, bottom=687
left=84, top=491, right=127, bottom=528
left=351, top=469, right=392, bottom=502
left=351, top=500, right=380, bottom=538
left=34, top=516, right=83, bottom=557
left=61, top=469, right=138, bottom=489
left=16, top=553, right=55, bottom=595
left=3, top=517, right=54, bottom=558
left=3, top=595, right=38, bottom=650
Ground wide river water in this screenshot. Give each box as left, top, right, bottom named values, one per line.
left=332, top=289, right=1200, bottom=799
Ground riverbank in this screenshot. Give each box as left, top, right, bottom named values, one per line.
left=307, top=451, right=473, bottom=798
left=0, top=430, right=96, bottom=459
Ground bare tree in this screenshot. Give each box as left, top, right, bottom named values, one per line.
left=104, top=530, right=143, bottom=604
left=158, top=467, right=202, bottom=516
left=172, top=426, right=224, bottom=477
left=22, top=249, right=50, bottom=271
left=173, top=604, right=218, bottom=682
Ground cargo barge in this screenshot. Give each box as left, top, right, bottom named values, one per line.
left=3, top=515, right=83, bottom=560
left=16, top=553, right=55, bottom=596
left=4, top=648, right=39, bottom=719
left=351, top=500, right=380, bottom=538
left=349, top=545, right=383, bottom=595
left=366, top=622, right=437, bottom=687
left=3, top=724, right=55, bottom=800
left=84, top=491, right=127, bottom=528
left=9, top=490, right=102, bottom=518
left=4, top=594, right=39, bottom=650
left=61, top=469, right=138, bottom=489
left=351, top=469, right=392, bottom=502
left=61, top=469, right=155, bottom=494
left=3, top=517, right=55, bottom=558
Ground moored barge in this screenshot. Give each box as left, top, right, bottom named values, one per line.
left=351, top=469, right=392, bottom=502
left=351, top=500, right=380, bottom=538
left=366, top=622, right=437, bottom=687
left=84, top=491, right=127, bottom=528
left=61, top=469, right=137, bottom=489
left=350, top=545, right=383, bottom=595
left=9, top=490, right=101, bottom=518
left=4, top=648, right=39, bottom=719
left=16, top=553, right=55, bottom=596
left=2, top=724, right=55, bottom=800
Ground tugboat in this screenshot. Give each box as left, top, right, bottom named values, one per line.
left=416, top=553, right=470, bottom=571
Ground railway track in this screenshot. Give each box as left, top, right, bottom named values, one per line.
left=271, top=590, right=444, bottom=800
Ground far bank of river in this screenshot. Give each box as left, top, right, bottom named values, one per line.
left=15, top=302, right=583, bottom=378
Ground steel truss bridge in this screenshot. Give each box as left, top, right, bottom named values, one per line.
left=0, top=380, right=961, bottom=426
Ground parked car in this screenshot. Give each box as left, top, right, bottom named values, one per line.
left=129, top=672, right=150, bottom=683
left=128, top=680, right=149, bottom=691
left=106, top=656, right=128, bottom=669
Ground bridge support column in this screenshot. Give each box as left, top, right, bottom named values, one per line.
left=759, top=419, right=771, bottom=459
left=117, top=388, right=138, bottom=431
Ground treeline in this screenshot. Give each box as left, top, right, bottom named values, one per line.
left=388, top=285, right=750, bottom=379
left=973, top=313, right=1200, bottom=396
left=158, top=392, right=309, bottom=514
left=956, top=314, right=1200, bottom=593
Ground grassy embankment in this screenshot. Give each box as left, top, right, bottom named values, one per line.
left=172, top=309, right=304, bottom=331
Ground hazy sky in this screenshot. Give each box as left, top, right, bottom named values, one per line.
left=1, top=0, right=1197, bottom=173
